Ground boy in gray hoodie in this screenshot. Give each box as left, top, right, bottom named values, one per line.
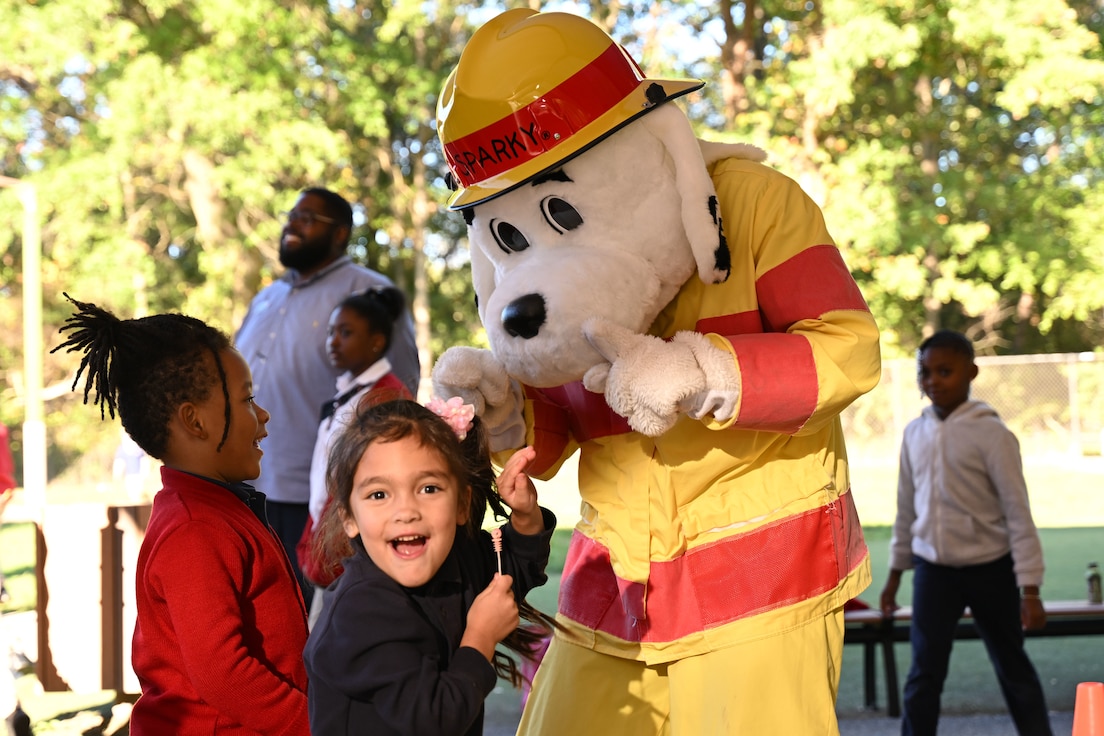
left=879, top=330, right=1051, bottom=736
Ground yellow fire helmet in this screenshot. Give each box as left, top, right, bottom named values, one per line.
left=437, top=8, right=704, bottom=210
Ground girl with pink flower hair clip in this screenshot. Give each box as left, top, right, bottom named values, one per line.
left=305, top=398, right=559, bottom=736
left=425, top=396, right=477, bottom=440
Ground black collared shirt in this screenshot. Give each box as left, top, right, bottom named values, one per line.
left=180, top=470, right=270, bottom=528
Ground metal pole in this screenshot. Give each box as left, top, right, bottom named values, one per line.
left=19, top=183, right=45, bottom=517
left=1068, top=354, right=1081, bottom=456
left=1, top=176, right=46, bottom=518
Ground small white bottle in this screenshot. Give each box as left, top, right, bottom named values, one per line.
left=1087, top=562, right=1102, bottom=605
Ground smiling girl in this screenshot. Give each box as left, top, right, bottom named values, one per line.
left=53, top=294, right=309, bottom=736
left=304, top=399, right=556, bottom=736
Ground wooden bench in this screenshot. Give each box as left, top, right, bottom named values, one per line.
left=843, top=600, right=1104, bottom=717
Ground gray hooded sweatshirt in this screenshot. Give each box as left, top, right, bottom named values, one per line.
left=889, top=399, right=1045, bottom=588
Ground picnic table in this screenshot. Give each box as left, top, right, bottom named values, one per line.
left=844, top=599, right=1104, bottom=717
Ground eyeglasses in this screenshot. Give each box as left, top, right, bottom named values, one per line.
left=282, top=209, right=336, bottom=227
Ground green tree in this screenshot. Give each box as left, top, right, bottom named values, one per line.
left=669, top=0, right=1104, bottom=355
left=0, top=0, right=482, bottom=480
left=4, top=0, right=1104, bottom=484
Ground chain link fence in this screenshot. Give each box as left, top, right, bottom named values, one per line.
left=842, top=353, right=1104, bottom=526
left=844, top=352, right=1104, bottom=459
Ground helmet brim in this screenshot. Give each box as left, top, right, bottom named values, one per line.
left=446, top=78, right=704, bottom=211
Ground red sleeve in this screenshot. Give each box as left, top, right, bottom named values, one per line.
left=522, top=386, right=575, bottom=478
left=707, top=159, right=881, bottom=435
left=148, top=521, right=309, bottom=735
left=732, top=245, right=871, bottom=432
left=0, top=425, right=15, bottom=494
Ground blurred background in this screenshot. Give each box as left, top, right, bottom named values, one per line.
left=3, top=0, right=1104, bottom=487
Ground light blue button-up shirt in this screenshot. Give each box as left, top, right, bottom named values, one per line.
left=235, top=256, right=419, bottom=503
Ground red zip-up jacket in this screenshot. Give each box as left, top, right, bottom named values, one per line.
left=130, top=467, right=309, bottom=735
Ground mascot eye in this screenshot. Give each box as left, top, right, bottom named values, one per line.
left=490, top=220, right=530, bottom=254
left=541, top=197, right=583, bottom=233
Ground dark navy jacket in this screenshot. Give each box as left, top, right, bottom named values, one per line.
left=304, top=509, right=554, bottom=736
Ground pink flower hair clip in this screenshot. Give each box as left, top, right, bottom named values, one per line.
left=425, top=396, right=476, bottom=441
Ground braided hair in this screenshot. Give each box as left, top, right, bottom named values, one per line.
left=51, top=293, right=234, bottom=459
left=315, top=398, right=559, bottom=687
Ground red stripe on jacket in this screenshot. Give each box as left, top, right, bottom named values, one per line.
left=700, top=245, right=872, bottom=433
left=524, top=245, right=871, bottom=462
left=557, top=491, right=867, bottom=643
left=756, top=244, right=870, bottom=332
left=730, top=333, right=817, bottom=433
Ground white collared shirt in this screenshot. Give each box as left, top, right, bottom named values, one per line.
left=308, top=358, right=393, bottom=523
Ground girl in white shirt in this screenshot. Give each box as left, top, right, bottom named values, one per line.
left=298, top=286, right=413, bottom=625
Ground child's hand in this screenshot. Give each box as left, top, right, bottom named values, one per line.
left=460, top=574, right=519, bottom=662
left=498, top=446, right=543, bottom=534
left=1021, top=597, right=1046, bottom=631
left=879, top=570, right=903, bottom=618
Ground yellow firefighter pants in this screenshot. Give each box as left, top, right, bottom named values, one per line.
left=516, top=608, right=845, bottom=736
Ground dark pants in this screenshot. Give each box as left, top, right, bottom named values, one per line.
left=902, top=554, right=1052, bottom=736
left=6, top=705, right=31, bottom=736
left=266, top=500, right=314, bottom=609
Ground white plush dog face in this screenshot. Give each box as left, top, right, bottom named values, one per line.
left=465, top=116, right=697, bottom=388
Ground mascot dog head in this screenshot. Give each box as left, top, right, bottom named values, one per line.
left=438, top=9, right=764, bottom=388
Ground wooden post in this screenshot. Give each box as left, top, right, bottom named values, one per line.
left=34, top=523, right=67, bottom=691
left=101, top=507, right=124, bottom=691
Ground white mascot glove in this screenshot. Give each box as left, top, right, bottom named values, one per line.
left=431, top=346, right=527, bottom=452
left=582, top=318, right=741, bottom=437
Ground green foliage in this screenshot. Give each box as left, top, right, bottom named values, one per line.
left=0, top=522, right=35, bottom=615
left=646, top=0, right=1104, bottom=355
left=3, top=0, right=1104, bottom=476
left=818, top=0, right=1104, bottom=353
left=1, top=0, right=483, bottom=479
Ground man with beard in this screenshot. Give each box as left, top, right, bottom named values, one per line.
left=236, top=187, right=419, bottom=606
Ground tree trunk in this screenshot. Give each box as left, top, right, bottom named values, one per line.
left=719, top=0, right=753, bottom=125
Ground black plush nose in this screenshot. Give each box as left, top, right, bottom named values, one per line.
left=502, top=294, right=546, bottom=339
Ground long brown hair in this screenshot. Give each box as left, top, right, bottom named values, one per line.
left=314, top=398, right=557, bottom=687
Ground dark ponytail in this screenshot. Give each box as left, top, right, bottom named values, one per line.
left=459, top=414, right=560, bottom=688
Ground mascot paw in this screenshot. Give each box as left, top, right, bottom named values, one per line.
left=672, top=331, right=742, bottom=423
left=582, top=318, right=705, bottom=437
left=432, top=347, right=526, bottom=450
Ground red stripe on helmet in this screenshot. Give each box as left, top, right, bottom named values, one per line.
left=444, top=41, right=645, bottom=188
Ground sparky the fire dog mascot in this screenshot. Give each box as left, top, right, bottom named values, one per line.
left=433, top=9, right=881, bottom=734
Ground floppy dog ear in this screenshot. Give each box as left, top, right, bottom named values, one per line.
left=466, top=209, right=496, bottom=325
left=640, top=104, right=731, bottom=284
left=640, top=106, right=769, bottom=285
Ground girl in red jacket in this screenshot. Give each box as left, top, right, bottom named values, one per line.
left=53, top=294, right=309, bottom=736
